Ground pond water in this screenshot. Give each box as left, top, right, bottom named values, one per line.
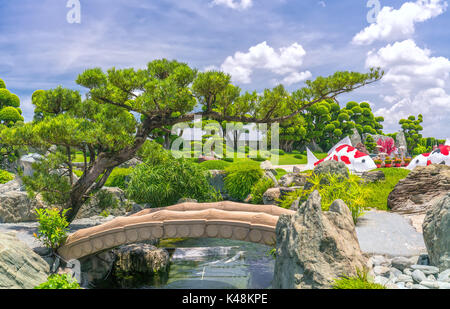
left=146, top=238, right=275, bottom=289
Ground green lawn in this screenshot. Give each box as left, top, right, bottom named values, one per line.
left=364, top=168, right=411, bottom=211
left=271, top=152, right=328, bottom=165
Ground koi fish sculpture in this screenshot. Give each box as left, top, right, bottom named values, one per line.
left=306, top=144, right=377, bottom=173
left=407, top=143, right=450, bottom=170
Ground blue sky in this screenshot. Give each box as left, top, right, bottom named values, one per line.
left=1, top=0, right=449, bottom=138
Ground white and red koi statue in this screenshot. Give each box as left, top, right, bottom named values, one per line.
left=306, top=144, right=377, bottom=173
left=407, top=144, right=450, bottom=170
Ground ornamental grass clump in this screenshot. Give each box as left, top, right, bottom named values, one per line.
left=35, top=274, right=81, bottom=289
left=332, top=269, right=385, bottom=289
left=250, top=178, right=274, bottom=204
left=34, top=208, right=70, bottom=251
left=278, top=173, right=372, bottom=223
left=0, top=169, right=14, bottom=184
left=224, top=161, right=263, bottom=201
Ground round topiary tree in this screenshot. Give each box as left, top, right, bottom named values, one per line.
left=0, top=80, right=23, bottom=127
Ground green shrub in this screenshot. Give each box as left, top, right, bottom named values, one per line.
left=270, top=149, right=285, bottom=155
left=250, top=178, right=274, bottom=204
left=251, top=155, right=267, bottom=162
left=224, top=161, right=263, bottom=201
left=294, top=154, right=304, bottom=160
left=35, top=274, right=81, bottom=289
left=0, top=169, right=14, bottom=184
left=332, top=269, right=385, bottom=289
left=199, top=160, right=231, bottom=170
left=104, top=168, right=133, bottom=190
left=34, top=208, right=70, bottom=251
left=94, top=190, right=119, bottom=210
left=278, top=173, right=373, bottom=223
left=126, top=157, right=221, bottom=207
left=223, top=157, right=234, bottom=163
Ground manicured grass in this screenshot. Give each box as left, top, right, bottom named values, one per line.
left=270, top=152, right=328, bottom=165
left=73, top=152, right=91, bottom=163
left=364, top=168, right=411, bottom=211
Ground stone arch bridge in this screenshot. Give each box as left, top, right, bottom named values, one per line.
left=57, top=202, right=295, bottom=261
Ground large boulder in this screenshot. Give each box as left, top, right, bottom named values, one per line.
left=388, top=164, right=450, bottom=214
left=423, top=193, right=450, bottom=271
left=350, top=128, right=362, bottom=146
left=361, top=170, right=385, bottom=183
left=304, top=161, right=349, bottom=190
left=262, top=187, right=300, bottom=205
left=0, top=191, right=44, bottom=223
left=278, top=173, right=308, bottom=187
left=273, top=191, right=367, bottom=289
left=0, top=232, right=50, bottom=289
left=111, top=243, right=170, bottom=288
left=0, top=179, right=21, bottom=195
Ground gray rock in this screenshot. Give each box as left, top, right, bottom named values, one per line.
left=311, top=160, right=349, bottom=179
left=397, top=274, right=413, bottom=283
left=264, top=171, right=278, bottom=187
left=420, top=280, right=440, bottom=289
left=412, top=284, right=429, bottom=289
left=111, top=243, right=169, bottom=288
left=427, top=275, right=436, bottom=281
left=374, top=276, right=389, bottom=286
left=0, top=179, right=21, bottom=194
left=369, top=255, right=390, bottom=267
left=79, top=250, right=116, bottom=288
left=438, top=282, right=450, bottom=289
left=177, top=198, right=198, bottom=204
left=396, top=282, right=407, bottom=289
left=0, top=191, right=44, bottom=223
left=391, top=256, right=413, bottom=271
left=361, top=170, right=385, bottom=183
left=262, top=187, right=299, bottom=205
left=278, top=173, right=307, bottom=187
left=422, top=193, right=450, bottom=271
left=0, top=232, right=50, bottom=289
left=412, top=269, right=427, bottom=283
left=411, top=265, right=440, bottom=275
left=405, top=282, right=413, bottom=288
left=417, top=253, right=430, bottom=265
left=390, top=267, right=402, bottom=278
left=373, top=266, right=390, bottom=277
left=260, top=160, right=274, bottom=170
left=437, top=269, right=450, bottom=282
left=119, top=158, right=143, bottom=168
left=273, top=191, right=367, bottom=289
left=403, top=268, right=413, bottom=276
left=350, top=128, right=362, bottom=146
left=293, top=166, right=302, bottom=174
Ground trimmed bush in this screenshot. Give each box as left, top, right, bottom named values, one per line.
left=199, top=160, right=231, bottom=170
left=126, top=157, right=221, bottom=207
left=250, top=178, right=274, bottom=204
left=0, top=169, right=14, bottom=184
left=104, top=168, right=133, bottom=190
left=270, top=149, right=285, bottom=156
left=224, top=161, right=263, bottom=201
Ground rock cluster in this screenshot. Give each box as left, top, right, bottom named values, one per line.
left=423, top=193, right=450, bottom=271
left=368, top=255, right=450, bottom=289
left=388, top=164, right=450, bottom=214
left=273, top=191, right=367, bottom=289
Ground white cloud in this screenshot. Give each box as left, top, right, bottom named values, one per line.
left=318, top=1, right=326, bottom=8
left=352, top=0, right=447, bottom=45
left=211, top=0, right=253, bottom=10
left=281, top=71, right=312, bottom=86
left=220, top=41, right=310, bottom=85
left=366, top=40, right=450, bottom=136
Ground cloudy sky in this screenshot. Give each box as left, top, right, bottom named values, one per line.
left=0, top=0, right=449, bottom=138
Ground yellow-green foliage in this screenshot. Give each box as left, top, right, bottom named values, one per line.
left=224, top=161, right=263, bottom=201
left=250, top=178, right=274, bottom=204
left=332, top=269, right=386, bottom=289
left=35, top=274, right=81, bottom=289
left=0, top=169, right=14, bottom=184
left=104, top=168, right=133, bottom=189
left=279, top=173, right=373, bottom=223
left=34, top=208, right=70, bottom=250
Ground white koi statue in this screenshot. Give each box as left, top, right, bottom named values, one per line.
left=407, top=144, right=450, bottom=170
left=306, top=144, right=377, bottom=173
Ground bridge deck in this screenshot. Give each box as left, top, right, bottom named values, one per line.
left=58, top=203, right=295, bottom=261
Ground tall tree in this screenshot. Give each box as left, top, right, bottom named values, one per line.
left=1, top=60, right=383, bottom=222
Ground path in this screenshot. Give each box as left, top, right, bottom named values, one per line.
left=272, top=164, right=307, bottom=173
left=356, top=211, right=426, bottom=257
